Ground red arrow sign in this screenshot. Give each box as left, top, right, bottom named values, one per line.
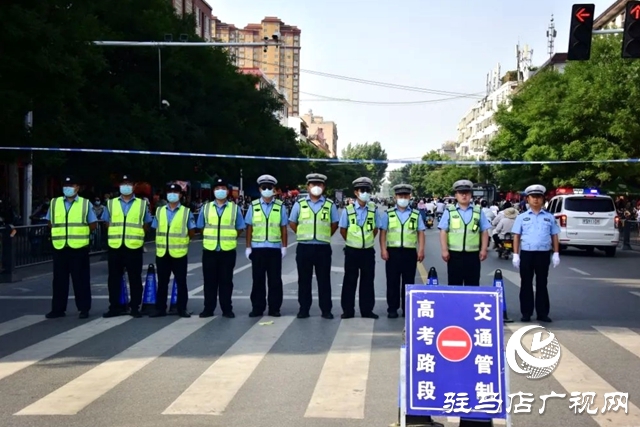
left=631, top=5, right=640, bottom=20
left=576, top=7, right=591, bottom=22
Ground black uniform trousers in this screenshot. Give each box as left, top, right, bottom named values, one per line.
left=107, top=247, right=143, bottom=311
left=341, top=247, right=375, bottom=316
left=519, top=250, right=551, bottom=317
left=51, top=247, right=92, bottom=314
left=386, top=247, right=417, bottom=314
left=202, top=248, right=236, bottom=313
left=250, top=248, right=283, bottom=313
left=296, top=243, right=332, bottom=314
left=447, top=251, right=481, bottom=286
left=155, top=254, right=188, bottom=312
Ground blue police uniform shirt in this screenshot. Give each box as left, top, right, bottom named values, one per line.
left=288, top=196, right=339, bottom=244
left=338, top=201, right=378, bottom=229
left=437, top=204, right=492, bottom=233
left=378, top=207, right=426, bottom=231
left=195, top=201, right=246, bottom=251
left=100, top=196, right=153, bottom=224
left=45, top=196, right=98, bottom=224
left=151, top=203, right=197, bottom=230
left=245, top=198, right=288, bottom=249
left=511, top=209, right=560, bottom=251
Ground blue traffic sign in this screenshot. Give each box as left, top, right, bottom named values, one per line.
left=405, top=285, right=507, bottom=420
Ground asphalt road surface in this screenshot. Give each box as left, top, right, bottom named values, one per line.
left=1, top=225, right=640, bottom=427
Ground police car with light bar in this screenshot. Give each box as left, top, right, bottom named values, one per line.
left=545, top=187, right=619, bottom=257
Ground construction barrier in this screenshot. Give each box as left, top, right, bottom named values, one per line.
left=141, top=264, right=157, bottom=315
left=168, top=278, right=178, bottom=315
left=493, top=269, right=513, bottom=323
left=119, top=274, right=129, bottom=307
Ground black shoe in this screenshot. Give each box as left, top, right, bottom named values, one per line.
left=521, top=316, right=531, bottom=322
left=222, top=311, right=235, bottom=318
left=537, top=316, right=552, bottom=323
left=199, top=310, right=214, bottom=318
left=321, top=313, right=334, bottom=320
left=341, top=313, right=355, bottom=319
left=149, top=310, right=167, bottom=318
left=268, top=311, right=281, bottom=317
left=45, top=311, right=65, bottom=319
left=78, top=311, right=89, bottom=319
left=388, top=312, right=399, bottom=319
left=297, top=311, right=310, bottom=319
left=249, top=311, right=263, bottom=318
left=129, top=309, right=143, bottom=318
left=102, top=310, right=121, bottom=318
left=178, top=310, right=192, bottom=318
left=362, top=312, right=379, bottom=319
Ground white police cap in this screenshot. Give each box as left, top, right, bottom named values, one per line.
left=525, top=184, right=546, bottom=196
left=306, top=173, right=327, bottom=184
left=392, top=183, right=413, bottom=194
left=257, top=174, right=277, bottom=185
left=352, top=177, right=373, bottom=188
left=453, top=179, right=473, bottom=191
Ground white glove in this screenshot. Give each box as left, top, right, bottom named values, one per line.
left=512, top=254, right=520, bottom=269
left=245, top=248, right=252, bottom=260
left=552, top=252, right=560, bottom=268
left=281, top=247, right=287, bottom=258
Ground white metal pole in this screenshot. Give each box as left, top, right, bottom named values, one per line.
left=93, top=41, right=282, bottom=47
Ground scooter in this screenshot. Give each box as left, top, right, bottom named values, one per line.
left=425, top=213, right=434, bottom=229
left=498, top=233, right=513, bottom=260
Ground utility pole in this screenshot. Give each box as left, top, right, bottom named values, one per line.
left=23, top=111, right=33, bottom=225
left=240, top=169, right=244, bottom=197
left=547, top=15, right=557, bottom=57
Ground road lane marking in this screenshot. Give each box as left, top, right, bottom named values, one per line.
left=417, top=262, right=428, bottom=283
left=304, top=318, right=375, bottom=419
left=187, top=242, right=299, bottom=296
left=163, top=315, right=294, bottom=415
left=0, top=317, right=131, bottom=382
left=569, top=267, right=590, bottom=276
left=0, top=315, right=43, bottom=338
left=630, top=291, right=640, bottom=298
left=499, top=270, right=522, bottom=288
left=593, top=326, right=640, bottom=359
left=506, top=324, right=640, bottom=427
left=15, top=317, right=213, bottom=415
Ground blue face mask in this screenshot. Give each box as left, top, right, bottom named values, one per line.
left=214, top=189, right=228, bottom=200
left=261, top=189, right=274, bottom=198
left=120, top=185, right=133, bottom=196
left=63, top=187, right=76, bottom=198
left=167, top=193, right=180, bottom=203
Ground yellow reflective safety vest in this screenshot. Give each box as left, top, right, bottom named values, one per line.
left=345, top=202, right=376, bottom=248
left=50, top=196, right=91, bottom=250
left=107, top=198, right=146, bottom=249
left=202, top=202, right=238, bottom=251
left=447, top=204, right=481, bottom=252
left=251, top=199, right=283, bottom=243
left=155, top=205, right=190, bottom=258
left=296, top=198, right=333, bottom=243
left=386, top=208, right=420, bottom=248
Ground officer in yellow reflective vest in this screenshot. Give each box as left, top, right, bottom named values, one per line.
left=289, top=173, right=339, bottom=319
left=102, top=175, right=153, bottom=318
left=44, top=175, right=98, bottom=319
left=150, top=183, right=196, bottom=318
left=438, top=180, right=491, bottom=286
left=196, top=178, right=245, bottom=318
left=244, top=174, right=288, bottom=317
left=339, top=177, right=379, bottom=319
left=379, top=184, right=425, bottom=318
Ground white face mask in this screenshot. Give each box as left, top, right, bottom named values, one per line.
left=310, top=186, right=323, bottom=197
left=261, top=189, right=274, bottom=198
left=357, top=192, right=370, bottom=203
left=397, top=198, right=410, bottom=208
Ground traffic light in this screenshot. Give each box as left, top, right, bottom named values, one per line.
left=622, top=1, right=640, bottom=58
left=567, top=4, right=595, bottom=60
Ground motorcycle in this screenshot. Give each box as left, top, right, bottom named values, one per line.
left=498, top=232, right=513, bottom=260
left=425, top=213, right=434, bottom=229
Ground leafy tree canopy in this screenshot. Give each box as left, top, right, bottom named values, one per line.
left=407, top=151, right=477, bottom=197
left=339, top=141, right=388, bottom=192
left=388, top=164, right=412, bottom=187
left=488, top=34, right=640, bottom=190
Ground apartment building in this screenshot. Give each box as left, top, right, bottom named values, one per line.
left=594, top=0, right=630, bottom=29
left=171, top=0, right=212, bottom=40
left=300, top=110, right=338, bottom=157
left=212, top=16, right=301, bottom=116
left=238, top=67, right=291, bottom=126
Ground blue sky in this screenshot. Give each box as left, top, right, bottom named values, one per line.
left=210, top=0, right=613, bottom=169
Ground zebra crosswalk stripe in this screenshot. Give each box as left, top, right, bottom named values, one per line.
left=0, top=316, right=44, bottom=338
left=15, top=317, right=214, bottom=415
left=0, top=317, right=131, bottom=382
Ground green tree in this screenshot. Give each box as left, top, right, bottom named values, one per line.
left=409, top=151, right=476, bottom=196
left=340, top=141, right=388, bottom=191
left=388, top=164, right=413, bottom=187
left=489, top=34, right=640, bottom=190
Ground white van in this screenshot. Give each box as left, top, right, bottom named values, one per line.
left=546, top=188, right=619, bottom=257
